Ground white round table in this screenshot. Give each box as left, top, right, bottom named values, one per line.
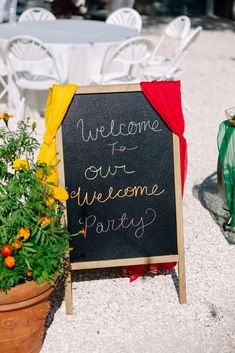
left=0, top=19, right=138, bottom=114
left=0, top=19, right=138, bottom=44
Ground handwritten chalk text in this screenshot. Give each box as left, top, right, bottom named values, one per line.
left=71, top=184, right=165, bottom=207
left=85, top=165, right=135, bottom=180
left=76, top=118, right=161, bottom=142
left=79, top=208, right=157, bottom=238
left=108, top=142, right=138, bottom=155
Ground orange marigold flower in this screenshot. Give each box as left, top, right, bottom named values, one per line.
left=12, top=159, right=29, bottom=171
left=12, top=240, right=22, bottom=250
left=51, top=186, right=69, bottom=201
left=41, top=216, right=53, bottom=226
left=26, top=270, right=33, bottom=278
left=1, top=245, right=13, bottom=257
left=0, top=112, right=13, bottom=122
left=17, top=227, right=30, bottom=240
left=80, top=228, right=86, bottom=238
left=4, top=256, right=16, bottom=269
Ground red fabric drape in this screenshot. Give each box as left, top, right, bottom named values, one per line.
left=140, top=80, right=187, bottom=193
left=125, top=80, right=187, bottom=282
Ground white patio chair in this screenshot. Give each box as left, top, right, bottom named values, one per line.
left=6, top=35, right=65, bottom=119
left=90, top=36, right=153, bottom=85
left=148, top=15, right=191, bottom=66
left=144, top=26, right=202, bottom=112
left=0, top=47, right=8, bottom=104
left=144, top=26, right=202, bottom=81
left=106, top=8, right=142, bottom=32
left=18, top=7, right=56, bottom=22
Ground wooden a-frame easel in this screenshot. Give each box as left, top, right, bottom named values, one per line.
left=56, top=84, right=186, bottom=314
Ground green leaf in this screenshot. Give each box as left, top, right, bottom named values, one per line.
left=25, top=258, right=32, bottom=270
left=24, top=247, right=36, bottom=253
left=23, top=242, right=34, bottom=247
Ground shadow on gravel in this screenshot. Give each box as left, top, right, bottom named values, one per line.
left=72, top=266, right=180, bottom=300
left=44, top=276, right=66, bottom=334
left=193, top=171, right=235, bottom=245
left=72, top=266, right=123, bottom=282
left=71, top=265, right=176, bottom=283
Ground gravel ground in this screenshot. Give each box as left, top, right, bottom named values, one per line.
left=36, top=16, right=235, bottom=353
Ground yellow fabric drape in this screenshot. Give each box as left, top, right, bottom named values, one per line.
left=37, top=84, right=78, bottom=185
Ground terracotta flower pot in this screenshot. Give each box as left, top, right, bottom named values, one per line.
left=0, top=280, right=56, bottom=353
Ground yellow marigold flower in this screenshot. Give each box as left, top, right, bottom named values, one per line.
left=17, top=227, right=30, bottom=240
left=51, top=186, right=69, bottom=201
left=0, top=112, right=13, bottom=122
left=12, top=159, right=29, bottom=171
left=41, top=216, right=53, bottom=226
left=12, top=240, right=23, bottom=250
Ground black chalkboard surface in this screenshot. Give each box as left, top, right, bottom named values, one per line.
left=56, top=84, right=186, bottom=311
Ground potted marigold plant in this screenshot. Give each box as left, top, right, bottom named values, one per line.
left=0, top=114, right=77, bottom=353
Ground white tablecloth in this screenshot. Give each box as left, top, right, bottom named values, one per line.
left=0, top=19, right=138, bottom=114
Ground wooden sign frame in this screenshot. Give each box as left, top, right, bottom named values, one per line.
left=56, top=84, right=186, bottom=314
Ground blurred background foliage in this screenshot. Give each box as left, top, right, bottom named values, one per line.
left=16, top=0, right=235, bottom=19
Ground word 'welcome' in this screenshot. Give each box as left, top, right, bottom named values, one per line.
left=76, top=118, right=161, bottom=142
left=71, top=183, right=165, bottom=206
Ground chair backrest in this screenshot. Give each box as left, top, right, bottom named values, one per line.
left=149, top=15, right=191, bottom=64
left=101, top=36, right=153, bottom=81
left=165, top=16, right=191, bottom=40
left=106, top=8, right=142, bottom=32
left=5, top=35, right=63, bottom=84
left=18, top=7, right=56, bottom=22
left=172, top=26, right=202, bottom=67
left=158, top=25, right=202, bottom=79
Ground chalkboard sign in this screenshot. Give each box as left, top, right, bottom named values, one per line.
left=56, top=84, right=185, bottom=311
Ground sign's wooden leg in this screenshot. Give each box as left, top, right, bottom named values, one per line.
left=65, top=268, right=73, bottom=315
left=172, top=134, right=186, bottom=304
left=178, top=258, right=186, bottom=304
